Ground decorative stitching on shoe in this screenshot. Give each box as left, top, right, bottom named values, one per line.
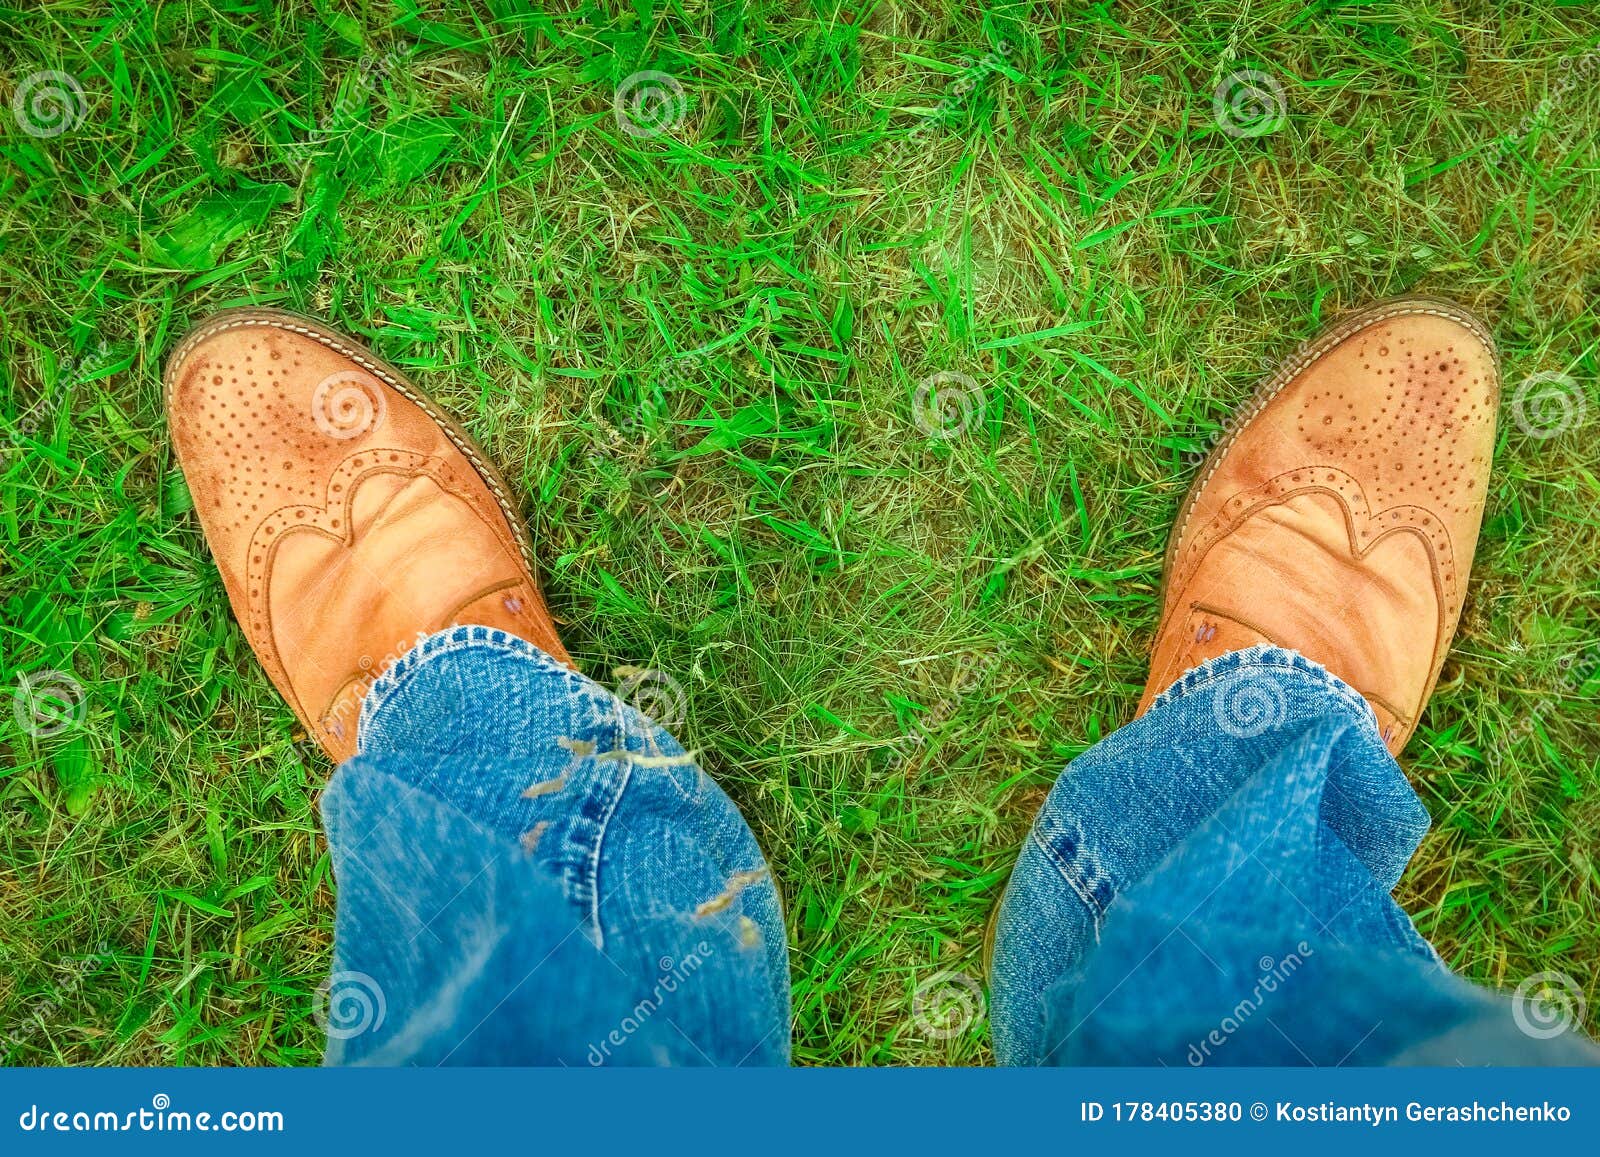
left=163, top=310, right=539, bottom=579
left=1165, top=298, right=1498, bottom=596
left=241, top=449, right=521, bottom=731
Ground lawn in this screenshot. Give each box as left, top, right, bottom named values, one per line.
left=1, top=0, right=1597, bottom=1066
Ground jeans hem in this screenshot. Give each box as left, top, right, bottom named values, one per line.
left=357, top=625, right=568, bottom=753
left=1150, top=644, right=1381, bottom=735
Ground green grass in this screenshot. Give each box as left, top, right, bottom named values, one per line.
left=2, top=0, right=1598, bottom=1066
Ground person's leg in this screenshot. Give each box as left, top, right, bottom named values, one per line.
left=164, top=311, right=787, bottom=1066
left=321, top=627, right=789, bottom=1066
left=990, top=645, right=1597, bottom=1065
left=991, top=298, right=1597, bottom=1065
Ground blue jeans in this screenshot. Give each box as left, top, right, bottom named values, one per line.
left=321, top=630, right=1595, bottom=1065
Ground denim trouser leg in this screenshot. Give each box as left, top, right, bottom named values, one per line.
left=991, top=645, right=1598, bottom=1066
left=318, top=626, right=790, bottom=1066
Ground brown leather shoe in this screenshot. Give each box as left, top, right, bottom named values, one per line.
left=165, top=308, right=571, bottom=762
left=1139, top=296, right=1499, bottom=754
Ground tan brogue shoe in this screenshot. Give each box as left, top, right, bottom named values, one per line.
left=166, top=308, right=571, bottom=762
left=1139, top=297, right=1499, bottom=754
